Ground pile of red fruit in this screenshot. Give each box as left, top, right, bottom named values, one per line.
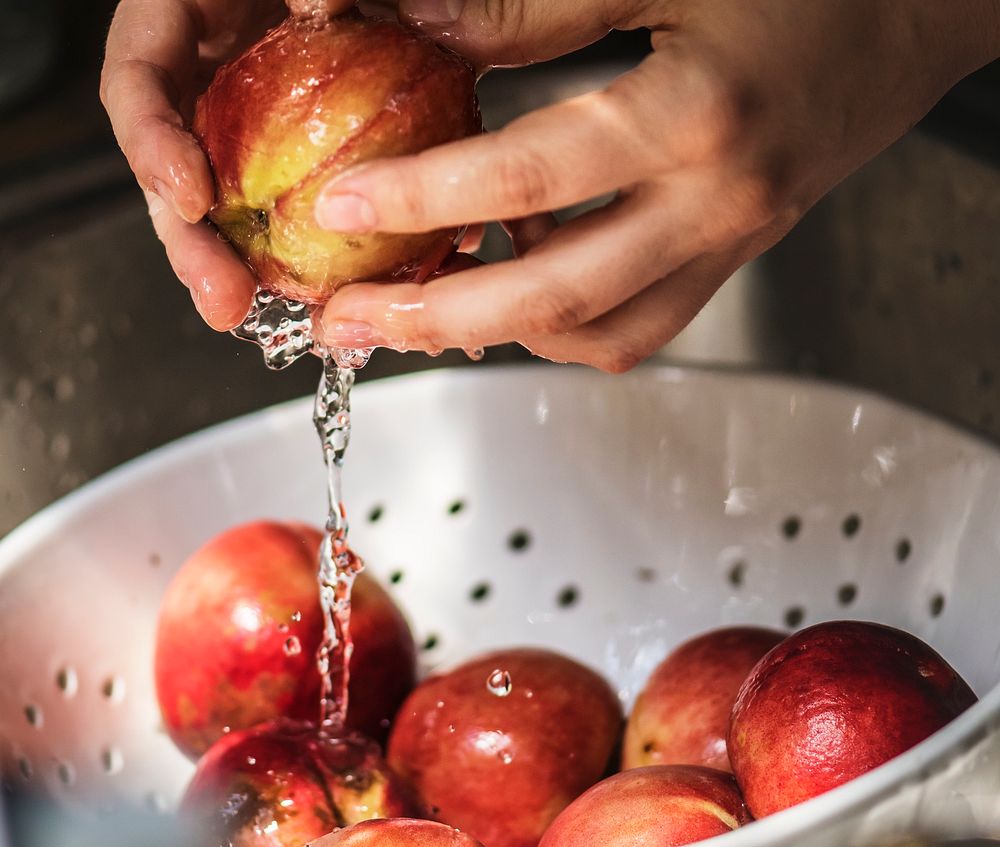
left=156, top=519, right=977, bottom=847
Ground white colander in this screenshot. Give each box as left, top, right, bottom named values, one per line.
left=2, top=364, right=1000, bottom=846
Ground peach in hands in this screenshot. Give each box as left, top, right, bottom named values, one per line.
left=387, top=648, right=623, bottom=847
left=192, top=13, right=481, bottom=304
left=623, top=626, right=785, bottom=772
left=155, top=520, right=416, bottom=758
left=539, top=765, right=751, bottom=847
left=729, top=620, right=977, bottom=818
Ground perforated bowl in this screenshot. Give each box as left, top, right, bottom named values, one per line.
left=2, top=364, right=1000, bottom=845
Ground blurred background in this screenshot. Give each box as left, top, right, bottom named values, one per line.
left=0, top=0, right=998, bottom=543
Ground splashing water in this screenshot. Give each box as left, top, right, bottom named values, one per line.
left=313, top=355, right=365, bottom=732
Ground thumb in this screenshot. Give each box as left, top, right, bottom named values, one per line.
left=398, top=0, right=641, bottom=66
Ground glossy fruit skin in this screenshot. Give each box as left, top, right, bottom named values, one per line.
left=387, top=648, right=623, bottom=847
left=539, top=765, right=751, bottom=847
left=307, top=818, right=486, bottom=847
left=193, top=13, right=481, bottom=304
left=155, top=520, right=416, bottom=758
left=180, top=719, right=419, bottom=847
left=728, top=620, right=978, bottom=818
left=623, top=626, right=786, bottom=772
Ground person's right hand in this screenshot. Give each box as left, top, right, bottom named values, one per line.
left=100, top=0, right=354, bottom=330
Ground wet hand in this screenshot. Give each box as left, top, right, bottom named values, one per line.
left=315, top=0, right=1000, bottom=371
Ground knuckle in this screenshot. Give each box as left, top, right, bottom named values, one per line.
left=480, top=0, right=528, bottom=40
left=490, top=146, right=555, bottom=214
left=688, top=68, right=761, bottom=162
left=519, top=280, right=588, bottom=336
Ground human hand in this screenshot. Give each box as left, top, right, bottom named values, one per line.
left=100, top=0, right=357, bottom=331
left=313, top=0, right=1000, bottom=371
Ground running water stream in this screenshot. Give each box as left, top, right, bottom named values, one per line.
left=232, top=290, right=371, bottom=732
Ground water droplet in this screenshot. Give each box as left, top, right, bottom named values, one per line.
left=464, top=347, right=485, bottom=362
left=247, top=756, right=257, bottom=766
left=278, top=623, right=289, bottom=633
left=486, top=669, right=512, bottom=697
left=284, top=636, right=302, bottom=656
left=291, top=611, right=302, bottom=622
left=499, top=752, right=513, bottom=765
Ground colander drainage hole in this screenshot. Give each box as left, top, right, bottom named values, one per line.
left=102, top=675, right=126, bottom=703
left=389, top=570, right=404, bottom=585
left=727, top=561, right=747, bottom=588
left=896, top=538, right=912, bottom=563
left=24, top=704, right=42, bottom=728
left=837, top=583, right=858, bottom=606
left=146, top=792, right=168, bottom=814
left=784, top=606, right=805, bottom=628
left=367, top=504, right=384, bottom=523
left=781, top=516, right=801, bottom=540
left=56, top=761, right=75, bottom=787
left=841, top=514, right=861, bottom=537
left=149, top=553, right=161, bottom=568
left=447, top=499, right=466, bottom=516
left=56, top=666, right=78, bottom=697
left=556, top=586, right=579, bottom=608
left=469, top=583, right=491, bottom=603
left=421, top=634, right=439, bottom=651
left=101, top=747, right=124, bottom=775
left=507, top=530, right=531, bottom=553
left=636, top=567, right=657, bottom=583
left=930, top=593, right=945, bottom=617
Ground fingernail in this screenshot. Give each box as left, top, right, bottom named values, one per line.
left=400, top=0, right=464, bottom=25
left=322, top=319, right=383, bottom=348
left=145, top=189, right=166, bottom=219
left=152, top=177, right=182, bottom=216
left=315, top=192, right=377, bottom=233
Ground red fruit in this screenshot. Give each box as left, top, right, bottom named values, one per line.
left=729, top=620, right=978, bottom=817
left=155, top=520, right=416, bottom=758
left=387, top=648, right=623, bottom=847
left=180, top=720, right=419, bottom=846
left=193, top=13, right=481, bottom=304
left=539, top=766, right=751, bottom=847
left=623, top=626, right=785, bottom=772
left=309, top=818, right=486, bottom=847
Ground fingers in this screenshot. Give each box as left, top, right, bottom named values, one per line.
left=397, top=0, right=654, bottom=67
left=522, top=250, right=744, bottom=373
left=522, top=220, right=794, bottom=372
left=145, top=191, right=256, bottom=331
left=101, top=0, right=215, bottom=222
left=315, top=169, right=746, bottom=351
left=314, top=47, right=748, bottom=235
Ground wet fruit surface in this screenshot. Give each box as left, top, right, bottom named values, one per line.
left=180, top=719, right=419, bottom=846
left=387, top=648, right=623, bottom=847
left=155, top=520, right=416, bottom=757
left=193, top=13, right=481, bottom=303
left=728, top=620, right=978, bottom=817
